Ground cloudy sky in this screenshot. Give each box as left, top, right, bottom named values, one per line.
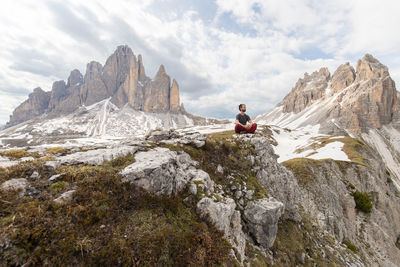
left=1, top=0, right=400, bottom=124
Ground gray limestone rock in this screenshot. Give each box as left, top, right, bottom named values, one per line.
left=1, top=178, right=38, bottom=196
left=58, top=146, right=138, bottom=166
left=54, top=190, right=76, bottom=204
left=196, top=197, right=246, bottom=263
left=120, top=147, right=214, bottom=195
left=251, top=137, right=302, bottom=222
left=244, top=197, right=285, bottom=248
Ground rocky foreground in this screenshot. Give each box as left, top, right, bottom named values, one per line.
left=1, top=125, right=399, bottom=266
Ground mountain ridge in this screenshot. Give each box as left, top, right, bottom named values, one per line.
left=6, top=45, right=185, bottom=128
left=260, top=54, right=399, bottom=134
left=255, top=53, right=400, bottom=188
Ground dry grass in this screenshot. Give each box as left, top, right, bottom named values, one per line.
left=0, top=151, right=232, bottom=266
left=0, top=149, right=40, bottom=160
left=162, top=133, right=268, bottom=201
left=45, top=147, right=70, bottom=156
left=282, top=158, right=325, bottom=186
left=295, top=136, right=367, bottom=165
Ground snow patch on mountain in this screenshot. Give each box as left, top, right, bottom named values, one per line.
left=0, top=99, right=199, bottom=147
left=269, top=124, right=350, bottom=163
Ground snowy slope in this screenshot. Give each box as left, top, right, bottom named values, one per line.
left=0, top=98, right=201, bottom=147
left=266, top=124, right=350, bottom=163
left=255, top=85, right=400, bottom=189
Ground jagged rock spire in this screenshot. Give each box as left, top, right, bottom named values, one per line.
left=6, top=45, right=185, bottom=128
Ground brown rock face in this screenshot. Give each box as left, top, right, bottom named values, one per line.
left=110, top=48, right=150, bottom=110
left=80, top=61, right=109, bottom=106
left=170, top=79, right=181, bottom=112
left=338, top=55, right=398, bottom=131
left=143, top=65, right=171, bottom=112
left=330, top=63, right=356, bottom=93
left=48, top=80, right=67, bottom=110
left=6, top=45, right=185, bottom=128
left=282, top=67, right=330, bottom=113
left=67, top=69, right=83, bottom=88
left=277, top=54, right=399, bottom=133
left=355, top=54, right=390, bottom=82
left=6, top=88, right=50, bottom=127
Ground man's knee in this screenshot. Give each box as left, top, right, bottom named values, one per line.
left=248, top=123, right=257, bottom=133
left=235, top=124, right=242, bottom=133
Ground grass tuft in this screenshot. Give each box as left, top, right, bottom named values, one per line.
left=351, top=191, right=373, bottom=213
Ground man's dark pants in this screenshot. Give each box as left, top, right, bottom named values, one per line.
left=235, top=123, right=257, bottom=133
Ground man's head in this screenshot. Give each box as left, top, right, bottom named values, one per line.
left=239, top=104, right=246, bottom=112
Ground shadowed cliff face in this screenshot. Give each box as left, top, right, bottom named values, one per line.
left=6, top=45, right=184, bottom=128
left=277, top=54, right=399, bottom=133
left=7, top=87, right=51, bottom=126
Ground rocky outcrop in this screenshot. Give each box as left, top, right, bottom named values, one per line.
left=67, top=69, right=83, bottom=88
left=342, top=54, right=398, bottom=131
left=250, top=136, right=302, bottom=222
left=281, top=67, right=330, bottom=113
left=80, top=61, right=109, bottom=107
left=170, top=79, right=181, bottom=112
left=243, top=198, right=284, bottom=248
left=52, top=70, right=84, bottom=114
left=48, top=81, right=67, bottom=110
left=6, top=45, right=185, bottom=128
left=267, top=54, right=399, bottom=133
left=108, top=46, right=150, bottom=109
left=143, top=65, right=171, bottom=112
left=330, top=62, right=356, bottom=93
left=197, top=197, right=246, bottom=263
left=58, top=145, right=139, bottom=166
left=6, top=87, right=50, bottom=127
left=120, top=147, right=214, bottom=196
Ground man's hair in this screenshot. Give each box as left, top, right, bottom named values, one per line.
left=239, top=104, right=245, bottom=110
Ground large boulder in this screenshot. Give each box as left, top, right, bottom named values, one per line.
left=120, top=147, right=214, bottom=195
left=244, top=197, right=284, bottom=248
left=196, top=197, right=246, bottom=263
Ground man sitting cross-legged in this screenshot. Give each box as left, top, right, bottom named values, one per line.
left=235, top=104, right=257, bottom=134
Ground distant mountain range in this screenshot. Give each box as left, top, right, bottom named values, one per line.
left=6, top=45, right=185, bottom=128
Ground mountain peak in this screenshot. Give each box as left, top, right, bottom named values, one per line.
left=259, top=54, right=399, bottom=133
left=331, top=62, right=356, bottom=93
left=114, top=44, right=133, bottom=56
left=361, top=53, right=379, bottom=63
left=67, top=69, right=83, bottom=87
left=281, top=66, right=330, bottom=113
left=157, top=64, right=166, bottom=75
left=32, top=87, right=45, bottom=94
left=5, top=45, right=185, bottom=128
left=356, top=53, right=389, bottom=82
